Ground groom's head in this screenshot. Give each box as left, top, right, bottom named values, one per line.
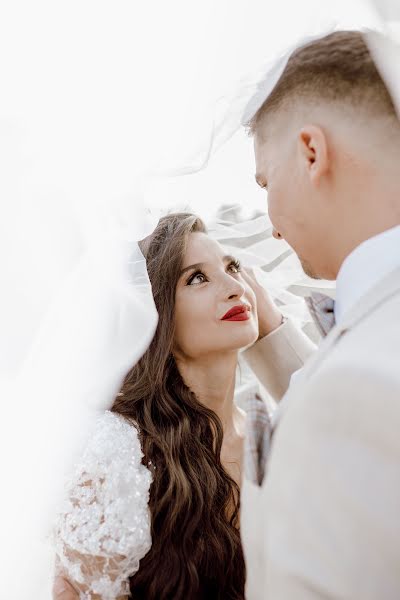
left=250, top=31, right=400, bottom=280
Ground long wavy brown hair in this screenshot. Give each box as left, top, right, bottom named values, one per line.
left=112, top=213, right=245, bottom=599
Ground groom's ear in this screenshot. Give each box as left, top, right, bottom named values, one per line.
left=297, top=125, right=329, bottom=186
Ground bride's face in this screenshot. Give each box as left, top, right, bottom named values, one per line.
left=173, top=231, right=258, bottom=359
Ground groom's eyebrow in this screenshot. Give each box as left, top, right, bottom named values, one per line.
left=180, top=255, right=237, bottom=277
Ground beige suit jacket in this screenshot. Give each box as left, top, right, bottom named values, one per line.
left=242, top=267, right=400, bottom=599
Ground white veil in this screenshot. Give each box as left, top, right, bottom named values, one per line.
left=1, top=1, right=399, bottom=598
left=0, top=3, right=162, bottom=597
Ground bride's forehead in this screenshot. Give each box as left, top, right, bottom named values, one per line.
left=184, top=232, right=224, bottom=261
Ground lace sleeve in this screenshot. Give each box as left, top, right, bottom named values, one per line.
left=54, top=411, right=152, bottom=600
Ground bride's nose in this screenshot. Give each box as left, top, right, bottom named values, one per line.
left=223, top=277, right=246, bottom=301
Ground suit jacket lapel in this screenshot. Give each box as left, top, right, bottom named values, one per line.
left=304, top=266, right=400, bottom=379
left=262, top=267, right=400, bottom=492
left=270, top=266, right=400, bottom=439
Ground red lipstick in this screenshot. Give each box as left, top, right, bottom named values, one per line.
left=221, top=305, right=250, bottom=322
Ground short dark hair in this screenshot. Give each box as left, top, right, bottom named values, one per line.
left=248, top=30, right=397, bottom=134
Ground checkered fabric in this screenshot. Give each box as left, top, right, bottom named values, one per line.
left=305, top=292, right=336, bottom=338
left=244, top=392, right=272, bottom=486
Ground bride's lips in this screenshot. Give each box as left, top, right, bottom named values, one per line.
left=221, top=305, right=251, bottom=321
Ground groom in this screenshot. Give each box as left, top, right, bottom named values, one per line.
left=242, top=30, right=400, bottom=599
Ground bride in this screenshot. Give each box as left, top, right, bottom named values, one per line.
left=53, top=211, right=289, bottom=600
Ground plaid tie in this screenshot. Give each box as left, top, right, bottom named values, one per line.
left=305, top=292, right=336, bottom=337
left=244, top=392, right=272, bottom=486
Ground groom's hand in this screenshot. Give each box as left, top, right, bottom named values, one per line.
left=242, top=268, right=283, bottom=339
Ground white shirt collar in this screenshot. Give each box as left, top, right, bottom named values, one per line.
left=335, top=225, right=400, bottom=324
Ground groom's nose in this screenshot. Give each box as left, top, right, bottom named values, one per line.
left=272, top=228, right=283, bottom=240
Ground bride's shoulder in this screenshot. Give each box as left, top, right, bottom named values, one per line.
left=91, top=409, right=141, bottom=446
left=76, top=410, right=148, bottom=479
left=60, top=410, right=152, bottom=529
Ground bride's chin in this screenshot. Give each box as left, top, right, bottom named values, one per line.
left=246, top=327, right=260, bottom=347
left=224, top=328, right=259, bottom=351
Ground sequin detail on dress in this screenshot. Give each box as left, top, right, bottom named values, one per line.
left=54, top=411, right=152, bottom=600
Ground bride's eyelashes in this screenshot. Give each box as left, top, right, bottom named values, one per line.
left=187, top=270, right=208, bottom=285
left=229, top=259, right=242, bottom=274
left=186, top=259, right=242, bottom=286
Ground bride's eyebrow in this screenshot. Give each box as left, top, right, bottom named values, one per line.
left=180, top=262, right=204, bottom=277
left=180, top=255, right=237, bottom=277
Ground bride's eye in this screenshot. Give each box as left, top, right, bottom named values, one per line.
left=187, top=271, right=207, bottom=285
left=227, top=259, right=241, bottom=274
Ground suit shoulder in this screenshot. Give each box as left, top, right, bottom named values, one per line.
left=328, top=294, right=400, bottom=382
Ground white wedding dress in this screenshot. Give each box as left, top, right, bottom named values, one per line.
left=54, top=411, right=153, bottom=600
